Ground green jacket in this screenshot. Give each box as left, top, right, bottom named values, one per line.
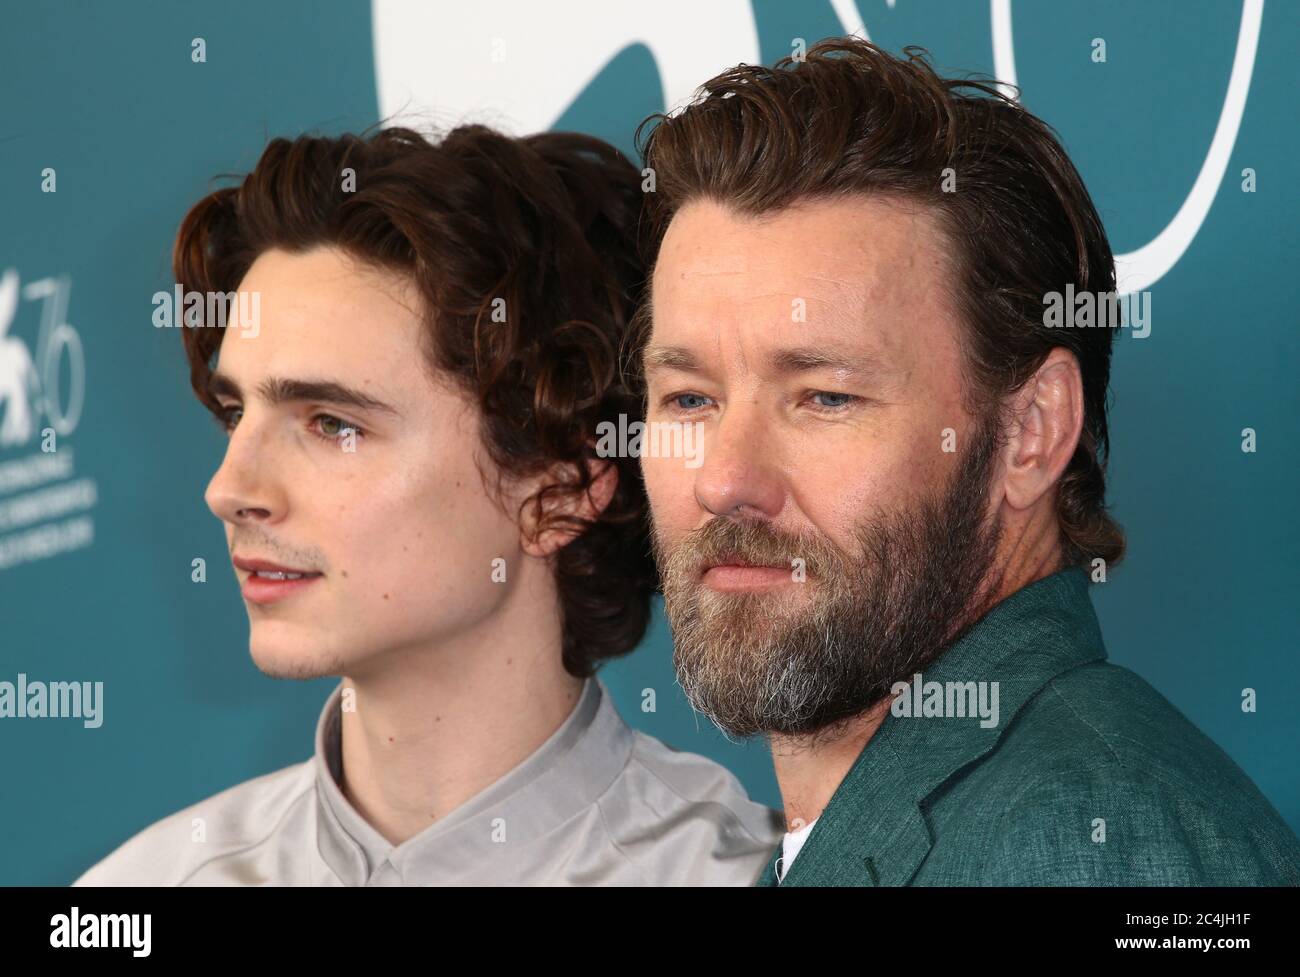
left=758, top=566, right=1300, bottom=886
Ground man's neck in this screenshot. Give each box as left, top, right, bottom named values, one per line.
left=336, top=570, right=585, bottom=847
left=768, top=696, right=892, bottom=832
left=767, top=533, right=1065, bottom=833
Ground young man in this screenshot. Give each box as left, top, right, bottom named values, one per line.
left=76, top=125, right=782, bottom=885
left=634, top=38, right=1300, bottom=885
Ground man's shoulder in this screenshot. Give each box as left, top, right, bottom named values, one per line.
left=996, top=661, right=1275, bottom=809
left=595, top=728, right=783, bottom=884
left=940, top=661, right=1300, bottom=884
left=74, top=760, right=316, bottom=886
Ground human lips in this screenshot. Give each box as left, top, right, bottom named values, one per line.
left=232, top=555, right=324, bottom=605
left=700, top=555, right=794, bottom=592
left=232, top=554, right=321, bottom=576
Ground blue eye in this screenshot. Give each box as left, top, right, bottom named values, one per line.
left=810, top=392, right=857, bottom=409
left=664, top=392, right=713, bottom=411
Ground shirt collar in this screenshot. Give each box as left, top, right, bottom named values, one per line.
left=763, top=564, right=1107, bottom=886
left=312, top=675, right=632, bottom=884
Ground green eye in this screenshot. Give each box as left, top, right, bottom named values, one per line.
left=213, top=407, right=364, bottom=444
left=312, top=414, right=363, bottom=443
left=215, top=406, right=242, bottom=432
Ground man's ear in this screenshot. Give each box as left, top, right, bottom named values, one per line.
left=519, top=456, right=619, bottom=558
left=999, top=347, right=1084, bottom=511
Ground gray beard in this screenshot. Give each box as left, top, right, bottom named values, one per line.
left=653, top=414, right=1004, bottom=740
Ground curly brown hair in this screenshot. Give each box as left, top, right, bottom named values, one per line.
left=174, top=124, right=656, bottom=676
left=633, top=37, right=1125, bottom=570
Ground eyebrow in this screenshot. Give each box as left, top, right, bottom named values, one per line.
left=642, top=344, right=888, bottom=381
left=207, top=371, right=400, bottom=417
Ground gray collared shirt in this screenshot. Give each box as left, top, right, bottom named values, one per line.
left=75, top=677, right=783, bottom=885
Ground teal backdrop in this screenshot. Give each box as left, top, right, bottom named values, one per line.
left=1, top=0, right=1295, bottom=885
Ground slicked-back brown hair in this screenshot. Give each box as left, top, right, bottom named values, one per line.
left=175, top=125, right=656, bottom=676
left=634, top=37, right=1125, bottom=569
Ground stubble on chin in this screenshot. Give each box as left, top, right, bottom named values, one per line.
left=248, top=633, right=351, bottom=680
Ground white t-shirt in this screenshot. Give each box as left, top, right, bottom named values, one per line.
left=775, top=817, right=819, bottom=882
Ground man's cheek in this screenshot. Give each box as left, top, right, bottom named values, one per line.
left=646, top=455, right=692, bottom=505
left=639, top=460, right=666, bottom=513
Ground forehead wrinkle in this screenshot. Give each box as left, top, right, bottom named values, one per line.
left=681, top=268, right=746, bottom=278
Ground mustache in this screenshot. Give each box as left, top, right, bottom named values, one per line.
left=659, top=516, right=841, bottom=578
left=229, top=533, right=324, bottom=573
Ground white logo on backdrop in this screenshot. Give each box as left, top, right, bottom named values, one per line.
left=372, top=0, right=1262, bottom=296
left=0, top=268, right=97, bottom=572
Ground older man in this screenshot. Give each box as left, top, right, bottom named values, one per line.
left=633, top=38, right=1300, bottom=886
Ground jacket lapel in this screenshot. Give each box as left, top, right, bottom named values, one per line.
left=763, top=567, right=1106, bottom=886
